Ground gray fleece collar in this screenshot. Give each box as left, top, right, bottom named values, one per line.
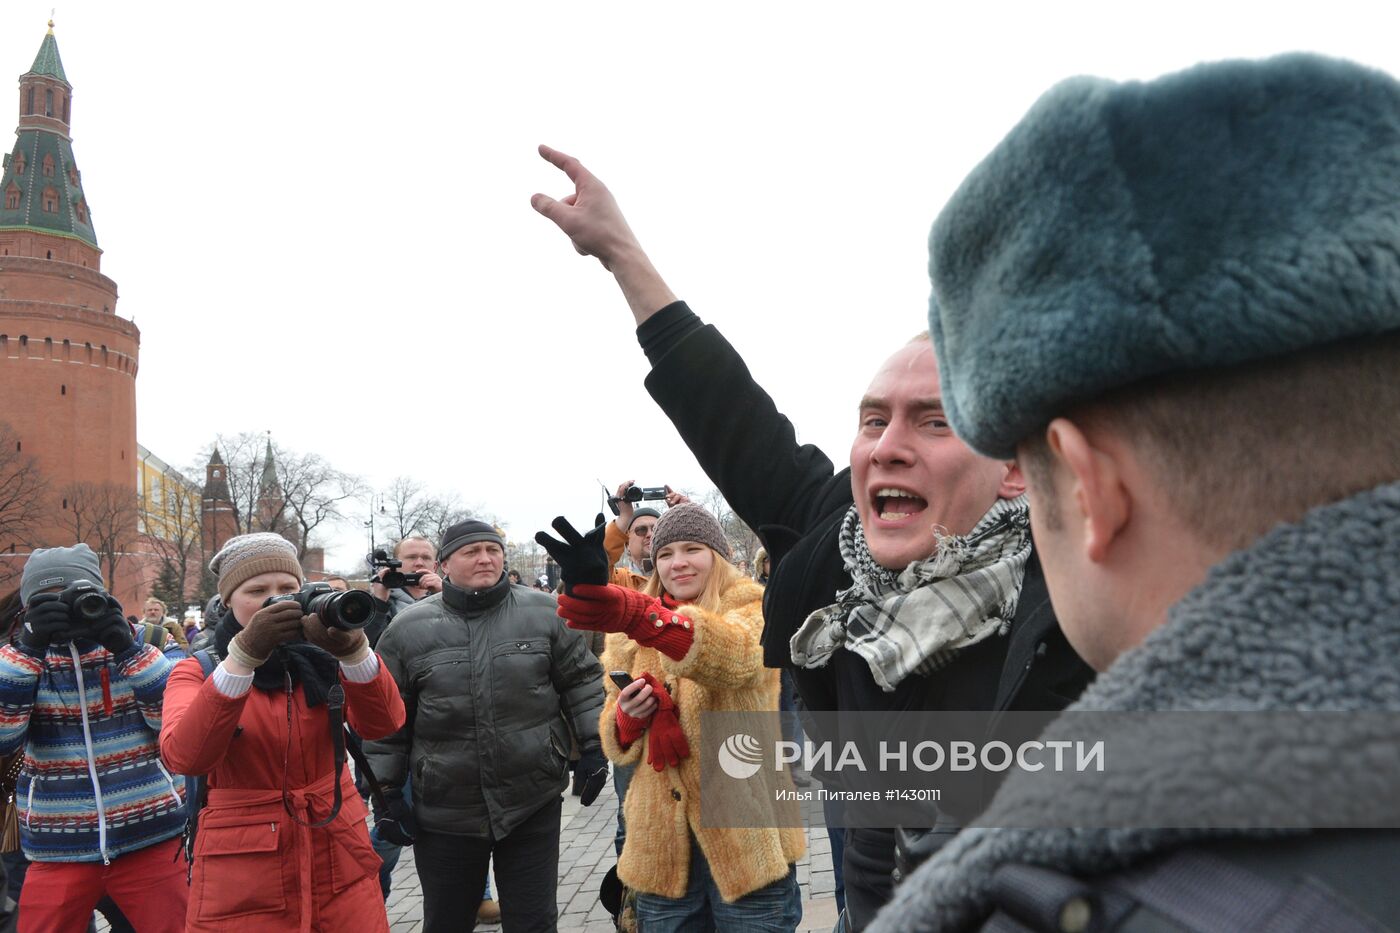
left=871, top=481, right=1400, bottom=932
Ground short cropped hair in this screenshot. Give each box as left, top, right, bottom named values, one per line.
left=393, top=535, right=434, bottom=558
left=1020, top=330, right=1400, bottom=551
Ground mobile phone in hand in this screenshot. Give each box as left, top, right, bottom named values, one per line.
left=609, top=670, right=634, bottom=691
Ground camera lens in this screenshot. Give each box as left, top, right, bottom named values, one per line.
left=308, top=590, right=374, bottom=631
left=72, top=591, right=108, bottom=623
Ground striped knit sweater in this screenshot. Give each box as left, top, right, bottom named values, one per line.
left=0, top=635, right=187, bottom=863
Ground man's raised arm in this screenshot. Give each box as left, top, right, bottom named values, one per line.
left=532, top=146, right=842, bottom=538
left=531, top=145, right=676, bottom=324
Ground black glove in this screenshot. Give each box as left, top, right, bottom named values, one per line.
left=535, top=514, right=610, bottom=596
left=576, top=745, right=609, bottom=807
left=92, top=596, right=135, bottom=655
left=20, top=594, right=71, bottom=650
left=374, top=793, right=416, bottom=846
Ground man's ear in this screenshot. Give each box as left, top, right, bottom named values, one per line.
left=998, top=461, right=1027, bottom=499
left=1046, top=418, right=1130, bottom=563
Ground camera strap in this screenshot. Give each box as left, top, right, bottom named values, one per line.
left=345, top=730, right=391, bottom=816
left=281, top=673, right=346, bottom=829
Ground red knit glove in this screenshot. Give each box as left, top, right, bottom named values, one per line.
left=559, top=585, right=696, bottom=660
left=558, top=584, right=650, bottom=633
left=647, top=707, right=690, bottom=771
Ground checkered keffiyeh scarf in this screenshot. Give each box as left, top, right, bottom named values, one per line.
left=790, top=497, right=1032, bottom=692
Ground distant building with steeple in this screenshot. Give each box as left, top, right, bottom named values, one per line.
left=255, top=438, right=294, bottom=546
left=0, top=21, right=142, bottom=603
left=199, top=440, right=325, bottom=578
left=200, top=448, right=239, bottom=558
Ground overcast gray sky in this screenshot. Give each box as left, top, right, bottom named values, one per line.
left=8, top=1, right=1397, bottom=571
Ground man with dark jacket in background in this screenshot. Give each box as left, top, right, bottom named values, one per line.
left=532, top=150, right=1094, bottom=929
left=366, top=519, right=606, bottom=933
left=367, top=534, right=444, bottom=647
left=872, top=54, right=1400, bottom=931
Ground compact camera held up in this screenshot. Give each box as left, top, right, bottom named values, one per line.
left=605, top=484, right=667, bottom=516
left=262, top=582, right=375, bottom=631
left=367, top=549, right=425, bottom=590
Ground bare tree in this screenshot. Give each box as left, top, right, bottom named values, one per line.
left=56, top=483, right=141, bottom=590
left=378, top=478, right=499, bottom=545
left=380, top=476, right=436, bottom=543
left=423, top=496, right=498, bottom=545
left=0, top=423, right=49, bottom=581
left=205, top=432, right=270, bottom=535
left=279, top=452, right=364, bottom=562
left=204, top=433, right=327, bottom=545
left=144, top=471, right=203, bottom=606
left=692, top=486, right=761, bottom=566
left=506, top=538, right=545, bottom=586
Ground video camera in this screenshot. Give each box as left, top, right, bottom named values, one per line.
left=262, top=582, right=375, bottom=631
left=368, top=549, right=425, bottom=590
left=605, top=484, right=667, bottom=516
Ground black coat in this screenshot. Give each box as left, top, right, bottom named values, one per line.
left=641, top=305, right=1091, bottom=719
left=640, top=304, right=1094, bottom=927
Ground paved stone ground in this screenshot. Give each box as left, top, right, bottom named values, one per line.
left=385, top=783, right=838, bottom=932
left=95, top=778, right=837, bottom=932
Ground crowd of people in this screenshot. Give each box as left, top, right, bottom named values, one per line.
left=0, top=50, right=1397, bottom=933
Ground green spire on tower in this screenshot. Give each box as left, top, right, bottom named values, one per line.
left=27, top=20, right=68, bottom=84
left=0, top=20, right=98, bottom=248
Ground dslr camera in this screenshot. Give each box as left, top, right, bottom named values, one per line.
left=606, top=484, right=667, bottom=516
left=263, top=582, right=375, bottom=631
left=58, top=580, right=112, bottom=624
left=368, top=549, right=425, bottom=590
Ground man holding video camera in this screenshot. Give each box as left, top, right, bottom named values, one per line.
left=0, top=544, right=189, bottom=931
left=602, top=480, right=688, bottom=590
left=366, top=519, right=606, bottom=933
left=366, top=535, right=443, bottom=646
left=364, top=534, right=488, bottom=912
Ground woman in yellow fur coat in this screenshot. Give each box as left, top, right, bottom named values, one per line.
left=549, top=503, right=805, bottom=932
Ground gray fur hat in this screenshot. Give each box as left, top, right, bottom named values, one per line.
left=928, top=54, right=1400, bottom=459
left=650, top=503, right=731, bottom=561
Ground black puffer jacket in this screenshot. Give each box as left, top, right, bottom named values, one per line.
left=364, top=574, right=604, bottom=839
left=638, top=302, right=1095, bottom=929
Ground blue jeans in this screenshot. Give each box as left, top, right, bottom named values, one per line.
left=634, top=838, right=801, bottom=933
left=613, top=762, right=634, bottom=857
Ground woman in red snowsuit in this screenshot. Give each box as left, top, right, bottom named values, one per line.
left=160, top=533, right=405, bottom=932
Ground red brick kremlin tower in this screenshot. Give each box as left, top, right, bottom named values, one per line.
left=0, top=23, right=141, bottom=601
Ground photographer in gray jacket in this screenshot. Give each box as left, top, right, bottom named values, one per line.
left=365, top=519, right=605, bottom=933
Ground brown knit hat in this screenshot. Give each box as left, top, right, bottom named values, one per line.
left=210, top=533, right=303, bottom=602
left=650, top=503, right=731, bottom=561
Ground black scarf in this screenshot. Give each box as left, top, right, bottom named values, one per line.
left=215, top=612, right=340, bottom=707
